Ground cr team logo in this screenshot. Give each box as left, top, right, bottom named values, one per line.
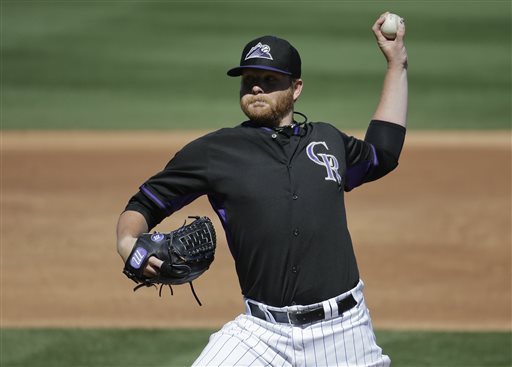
left=306, top=141, right=342, bottom=185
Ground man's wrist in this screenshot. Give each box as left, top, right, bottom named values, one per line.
left=387, top=60, right=408, bottom=71
left=117, top=237, right=138, bottom=262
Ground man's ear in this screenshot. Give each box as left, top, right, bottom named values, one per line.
left=293, top=79, right=303, bottom=102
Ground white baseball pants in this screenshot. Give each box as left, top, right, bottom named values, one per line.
left=192, top=280, right=390, bottom=367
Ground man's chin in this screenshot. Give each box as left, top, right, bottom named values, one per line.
left=247, top=105, right=270, bottom=114
left=245, top=113, right=277, bottom=125
left=243, top=109, right=274, bottom=124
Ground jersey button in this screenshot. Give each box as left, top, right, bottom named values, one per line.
left=293, top=228, right=300, bottom=236
left=292, top=194, right=298, bottom=200
left=271, top=133, right=277, bottom=139
left=291, top=266, right=298, bottom=273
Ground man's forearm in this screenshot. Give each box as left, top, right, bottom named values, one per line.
left=116, top=210, right=148, bottom=262
left=370, top=12, right=408, bottom=128
left=372, top=64, right=408, bottom=128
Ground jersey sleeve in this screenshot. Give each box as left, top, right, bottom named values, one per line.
left=124, top=137, right=210, bottom=230
left=341, top=131, right=378, bottom=192
left=341, top=120, right=406, bottom=191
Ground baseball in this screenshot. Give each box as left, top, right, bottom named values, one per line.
left=380, top=13, right=401, bottom=40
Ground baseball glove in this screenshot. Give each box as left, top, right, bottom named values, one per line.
left=123, top=216, right=216, bottom=305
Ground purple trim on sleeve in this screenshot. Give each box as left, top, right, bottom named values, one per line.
left=166, top=192, right=204, bottom=213
left=370, top=143, right=379, bottom=166
left=216, top=207, right=227, bottom=223
left=140, top=184, right=204, bottom=215
left=345, top=145, right=379, bottom=192
left=208, top=195, right=235, bottom=258
left=140, top=184, right=167, bottom=210
left=345, top=161, right=372, bottom=192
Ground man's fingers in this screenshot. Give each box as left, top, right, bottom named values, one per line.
left=377, top=12, right=389, bottom=25
left=372, top=14, right=406, bottom=48
left=372, top=13, right=390, bottom=42
left=148, top=256, right=164, bottom=268
left=396, top=18, right=406, bottom=40
left=372, top=13, right=388, bottom=30
left=143, top=256, right=163, bottom=277
left=143, top=267, right=157, bottom=277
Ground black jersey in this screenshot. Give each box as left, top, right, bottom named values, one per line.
left=125, top=120, right=405, bottom=307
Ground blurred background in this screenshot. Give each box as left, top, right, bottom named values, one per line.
left=2, top=0, right=510, bottom=130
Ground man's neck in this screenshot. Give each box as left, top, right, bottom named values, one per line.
left=276, top=110, right=294, bottom=127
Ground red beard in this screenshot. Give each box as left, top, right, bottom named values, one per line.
left=240, top=88, right=294, bottom=126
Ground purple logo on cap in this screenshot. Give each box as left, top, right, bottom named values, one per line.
left=130, top=247, right=148, bottom=269
left=245, top=42, right=273, bottom=61
left=151, top=233, right=164, bottom=242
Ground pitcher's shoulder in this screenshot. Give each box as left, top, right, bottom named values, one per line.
left=307, top=121, right=345, bottom=135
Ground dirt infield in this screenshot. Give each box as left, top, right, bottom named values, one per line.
left=2, top=130, right=510, bottom=330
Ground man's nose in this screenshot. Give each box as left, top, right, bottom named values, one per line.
left=251, top=84, right=264, bottom=94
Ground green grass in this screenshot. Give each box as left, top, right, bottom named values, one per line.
left=377, top=330, right=512, bottom=367
left=0, top=329, right=209, bottom=367
left=1, top=329, right=510, bottom=367
left=1, top=1, right=511, bottom=130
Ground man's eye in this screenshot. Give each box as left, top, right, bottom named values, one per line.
left=243, top=77, right=256, bottom=85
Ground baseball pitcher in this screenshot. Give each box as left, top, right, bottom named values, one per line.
left=117, top=12, right=408, bottom=367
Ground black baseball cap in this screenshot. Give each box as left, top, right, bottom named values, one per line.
left=227, top=35, right=301, bottom=78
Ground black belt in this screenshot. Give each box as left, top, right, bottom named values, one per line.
left=248, top=294, right=357, bottom=326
